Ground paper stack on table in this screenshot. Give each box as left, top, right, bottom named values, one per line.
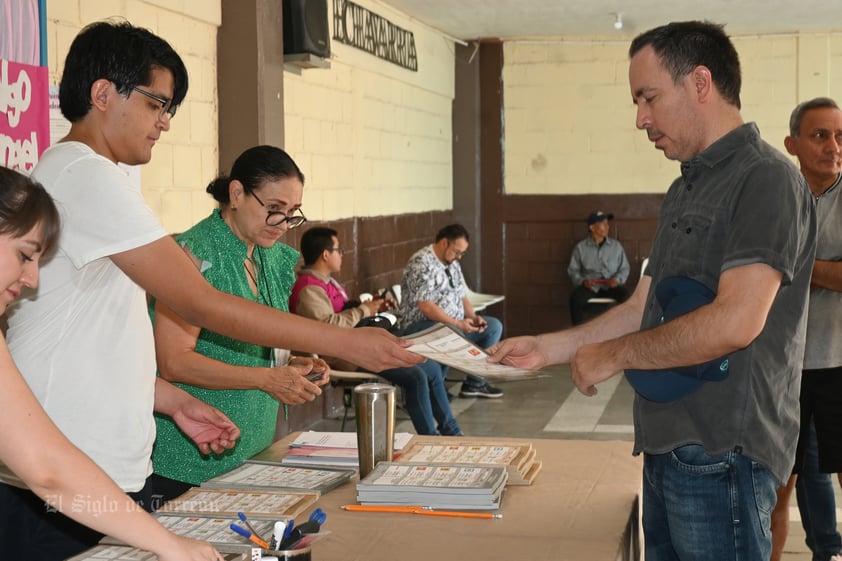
left=66, top=545, right=244, bottom=560
left=355, top=462, right=508, bottom=510
left=396, top=437, right=542, bottom=485
left=201, top=460, right=355, bottom=494
left=281, top=430, right=414, bottom=468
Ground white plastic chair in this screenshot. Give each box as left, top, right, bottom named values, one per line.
left=465, top=286, right=505, bottom=312
left=640, top=257, right=650, bottom=280
left=390, top=284, right=402, bottom=306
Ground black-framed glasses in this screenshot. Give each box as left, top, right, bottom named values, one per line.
left=447, top=243, right=466, bottom=258
left=249, top=190, right=307, bottom=228
left=327, top=246, right=346, bottom=255
left=131, top=86, right=177, bottom=120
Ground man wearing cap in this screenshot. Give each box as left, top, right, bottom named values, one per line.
left=488, top=22, right=816, bottom=560
left=567, top=211, right=630, bottom=325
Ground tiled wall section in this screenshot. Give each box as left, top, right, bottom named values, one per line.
left=502, top=193, right=663, bottom=336
left=45, top=1, right=222, bottom=233
left=283, top=210, right=452, bottom=295
left=283, top=0, right=456, bottom=222
left=502, top=32, right=842, bottom=196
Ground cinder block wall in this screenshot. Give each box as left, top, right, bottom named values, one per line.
left=502, top=33, right=842, bottom=197
left=282, top=0, right=456, bottom=222
left=497, top=32, right=842, bottom=333
left=45, top=1, right=222, bottom=233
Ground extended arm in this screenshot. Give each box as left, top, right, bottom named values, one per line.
left=487, top=274, right=650, bottom=370
left=571, top=262, right=781, bottom=395
left=0, top=340, right=224, bottom=561
left=153, top=379, right=240, bottom=455
left=111, top=237, right=422, bottom=373
left=154, top=299, right=325, bottom=404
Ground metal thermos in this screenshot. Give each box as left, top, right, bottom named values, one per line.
left=353, top=383, right=396, bottom=479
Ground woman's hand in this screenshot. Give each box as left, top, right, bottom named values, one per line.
left=261, top=357, right=329, bottom=404
left=289, top=355, right=331, bottom=386
left=155, top=535, right=226, bottom=561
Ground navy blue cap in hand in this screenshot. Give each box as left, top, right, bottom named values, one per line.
left=625, top=276, right=729, bottom=402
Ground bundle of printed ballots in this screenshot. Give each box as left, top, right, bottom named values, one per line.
left=356, top=462, right=508, bottom=510
left=395, top=437, right=542, bottom=486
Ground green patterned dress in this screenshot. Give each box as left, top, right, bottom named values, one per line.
left=150, top=209, right=300, bottom=485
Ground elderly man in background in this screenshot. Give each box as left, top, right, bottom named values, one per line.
left=567, top=211, right=630, bottom=325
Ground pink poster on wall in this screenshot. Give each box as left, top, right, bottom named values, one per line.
left=0, top=58, right=48, bottom=172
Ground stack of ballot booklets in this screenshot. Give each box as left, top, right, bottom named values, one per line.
left=155, top=487, right=319, bottom=518
left=67, top=545, right=244, bottom=560
left=356, top=462, right=508, bottom=510
left=396, top=437, right=542, bottom=485
left=100, top=513, right=276, bottom=554
left=201, top=459, right=355, bottom=494
left=281, top=430, right=414, bottom=468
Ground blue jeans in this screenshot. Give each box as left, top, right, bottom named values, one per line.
left=402, top=317, right=503, bottom=388
left=377, top=364, right=461, bottom=436
left=797, top=419, right=842, bottom=561
left=643, top=445, right=777, bottom=561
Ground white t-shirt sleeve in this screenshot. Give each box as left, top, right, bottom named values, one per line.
left=50, top=154, right=167, bottom=268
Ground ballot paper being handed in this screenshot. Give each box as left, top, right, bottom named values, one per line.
left=402, top=323, right=546, bottom=381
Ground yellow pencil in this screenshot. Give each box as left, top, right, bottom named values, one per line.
left=340, top=504, right=501, bottom=519
left=411, top=509, right=502, bottom=520
left=341, top=504, right=423, bottom=513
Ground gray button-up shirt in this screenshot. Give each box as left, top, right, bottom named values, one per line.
left=568, top=236, right=630, bottom=288
left=632, top=123, right=816, bottom=483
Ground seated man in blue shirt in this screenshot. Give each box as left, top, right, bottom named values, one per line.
left=567, top=211, right=630, bottom=325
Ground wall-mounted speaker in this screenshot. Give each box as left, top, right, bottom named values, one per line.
left=283, top=0, right=330, bottom=59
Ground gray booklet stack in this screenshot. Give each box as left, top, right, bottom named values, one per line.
left=356, top=462, right=508, bottom=510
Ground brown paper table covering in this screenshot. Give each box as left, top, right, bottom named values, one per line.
left=252, top=433, right=642, bottom=561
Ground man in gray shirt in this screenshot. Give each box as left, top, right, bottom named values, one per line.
left=489, top=21, right=816, bottom=561
left=567, top=210, right=630, bottom=325
left=770, top=97, right=842, bottom=561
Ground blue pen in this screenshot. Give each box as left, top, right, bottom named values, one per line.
left=309, top=507, right=327, bottom=526
left=237, top=511, right=263, bottom=539
left=283, top=518, right=295, bottom=539
left=229, top=523, right=271, bottom=549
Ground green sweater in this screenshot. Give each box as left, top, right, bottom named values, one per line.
left=151, top=209, right=299, bottom=485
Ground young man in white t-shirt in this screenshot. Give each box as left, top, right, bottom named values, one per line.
left=0, top=20, right=421, bottom=560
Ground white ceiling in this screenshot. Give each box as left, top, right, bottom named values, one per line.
left=378, top=0, right=842, bottom=41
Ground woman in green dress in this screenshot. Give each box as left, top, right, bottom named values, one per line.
left=148, top=145, right=328, bottom=501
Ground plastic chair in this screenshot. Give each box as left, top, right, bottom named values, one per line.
left=640, top=257, right=649, bottom=280
left=464, top=286, right=505, bottom=312
left=329, top=370, right=383, bottom=431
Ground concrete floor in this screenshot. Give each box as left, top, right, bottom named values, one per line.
left=310, top=365, right=840, bottom=561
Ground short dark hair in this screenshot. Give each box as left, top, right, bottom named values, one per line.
left=0, top=167, right=60, bottom=253
left=629, top=21, right=742, bottom=109
left=435, top=223, right=470, bottom=243
left=59, top=20, right=189, bottom=122
left=206, top=145, right=305, bottom=205
left=789, top=97, right=841, bottom=137
left=300, top=227, right=338, bottom=266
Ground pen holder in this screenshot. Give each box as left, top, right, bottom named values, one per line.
left=353, top=383, right=396, bottom=479
left=262, top=545, right=312, bottom=561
